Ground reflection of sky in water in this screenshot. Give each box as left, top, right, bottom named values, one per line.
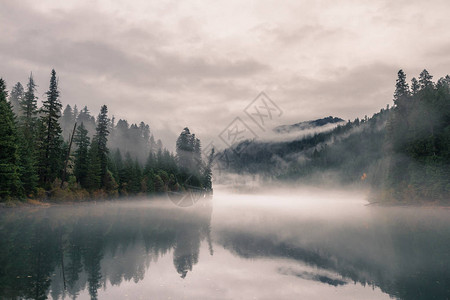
left=1, top=187, right=449, bottom=299
left=79, top=243, right=391, bottom=300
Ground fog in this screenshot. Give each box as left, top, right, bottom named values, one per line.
left=259, top=121, right=345, bottom=143
left=1, top=1, right=449, bottom=299
left=1, top=187, right=448, bottom=299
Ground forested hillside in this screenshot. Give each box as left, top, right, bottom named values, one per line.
left=218, top=107, right=390, bottom=179
left=217, top=69, right=450, bottom=203
left=0, top=70, right=213, bottom=202
left=273, top=116, right=344, bottom=134
left=382, top=70, right=449, bottom=202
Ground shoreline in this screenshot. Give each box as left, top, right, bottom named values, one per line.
left=1, top=196, right=449, bottom=210
left=365, top=201, right=450, bottom=209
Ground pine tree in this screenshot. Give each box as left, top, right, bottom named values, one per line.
left=61, top=104, right=74, bottom=140
left=85, top=139, right=101, bottom=191
left=176, top=127, right=193, bottom=171
left=131, top=159, right=142, bottom=193
left=203, top=148, right=215, bottom=191
left=76, top=106, right=96, bottom=138
left=38, top=69, right=63, bottom=185
left=73, top=104, right=78, bottom=122
left=175, top=128, right=206, bottom=188
left=144, top=152, right=156, bottom=174
left=20, top=73, right=38, bottom=141
left=139, top=121, right=150, bottom=158
left=74, top=123, right=90, bottom=188
left=411, top=77, right=420, bottom=95
left=17, top=131, right=38, bottom=197
left=193, top=134, right=202, bottom=171
left=149, top=135, right=156, bottom=154
left=17, top=73, right=39, bottom=196
left=110, top=149, right=123, bottom=182
left=0, top=79, right=22, bottom=199
left=163, top=150, right=177, bottom=174
left=9, top=82, right=24, bottom=116
left=119, top=152, right=134, bottom=194
left=108, top=115, right=115, bottom=145
left=419, top=69, right=433, bottom=90
left=393, top=69, right=410, bottom=112
left=95, top=105, right=109, bottom=186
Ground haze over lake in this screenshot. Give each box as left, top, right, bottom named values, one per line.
left=1, top=1, right=449, bottom=299
left=1, top=187, right=448, bottom=300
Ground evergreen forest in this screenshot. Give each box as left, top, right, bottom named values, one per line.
left=0, top=70, right=213, bottom=202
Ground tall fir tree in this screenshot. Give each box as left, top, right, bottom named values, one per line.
left=419, top=69, right=433, bottom=90
left=176, top=127, right=205, bottom=187
left=192, top=134, right=202, bottom=171
left=73, top=105, right=79, bottom=123
left=20, top=73, right=39, bottom=141
left=110, top=148, right=123, bottom=183
left=61, top=104, right=74, bottom=140
left=119, top=152, right=134, bottom=194
left=85, top=139, right=101, bottom=191
left=95, top=105, right=109, bottom=186
left=0, top=79, right=22, bottom=199
left=74, top=123, right=90, bottom=188
left=176, top=127, right=193, bottom=172
left=9, top=82, right=24, bottom=116
left=411, top=77, right=420, bottom=95
left=17, top=73, right=39, bottom=196
left=76, top=106, right=96, bottom=138
left=203, top=148, right=214, bottom=191
left=16, top=133, right=38, bottom=196
left=38, top=69, right=63, bottom=185
left=393, top=69, right=410, bottom=112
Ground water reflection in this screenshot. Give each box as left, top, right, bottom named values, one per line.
left=278, top=267, right=348, bottom=286
left=212, top=193, right=450, bottom=300
left=0, top=200, right=213, bottom=299
left=0, top=191, right=449, bottom=300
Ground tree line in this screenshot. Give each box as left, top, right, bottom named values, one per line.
left=217, top=69, right=449, bottom=202
left=383, top=69, right=449, bottom=201
left=0, top=70, right=213, bottom=202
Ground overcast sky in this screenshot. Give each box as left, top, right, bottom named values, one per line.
left=1, top=0, right=449, bottom=150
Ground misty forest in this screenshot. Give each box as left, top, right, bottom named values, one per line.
left=0, top=70, right=214, bottom=202
left=1, top=69, right=448, bottom=204
left=1, top=2, right=450, bottom=298
left=218, top=69, right=450, bottom=203
left=0, top=65, right=449, bottom=300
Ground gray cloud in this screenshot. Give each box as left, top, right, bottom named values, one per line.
left=254, top=23, right=350, bottom=47
left=1, top=0, right=449, bottom=150
left=275, top=63, right=397, bottom=122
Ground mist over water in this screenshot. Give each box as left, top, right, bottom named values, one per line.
left=0, top=187, right=449, bottom=300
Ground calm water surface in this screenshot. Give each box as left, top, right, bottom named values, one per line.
left=0, top=187, right=449, bottom=299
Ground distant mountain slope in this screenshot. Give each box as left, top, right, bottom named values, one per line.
left=216, top=110, right=389, bottom=180
left=215, top=70, right=450, bottom=203
left=273, top=116, right=344, bottom=134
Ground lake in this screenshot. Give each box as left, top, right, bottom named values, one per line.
left=0, top=187, right=449, bottom=300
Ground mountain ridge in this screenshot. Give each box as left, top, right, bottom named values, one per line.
left=273, top=116, right=345, bottom=134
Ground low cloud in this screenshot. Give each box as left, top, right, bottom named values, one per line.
left=1, top=0, right=449, bottom=150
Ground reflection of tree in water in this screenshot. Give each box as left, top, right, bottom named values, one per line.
left=0, top=215, right=58, bottom=300
left=27, top=219, right=58, bottom=300
left=173, top=226, right=201, bottom=278
left=66, top=222, right=85, bottom=299
left=82, top=219, right=105, bottom=300
left=173, top=203, right=213, bottom=278
left=0, top=201, right=213, bottom=299
left=216, top=210, right=450, bottom=300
